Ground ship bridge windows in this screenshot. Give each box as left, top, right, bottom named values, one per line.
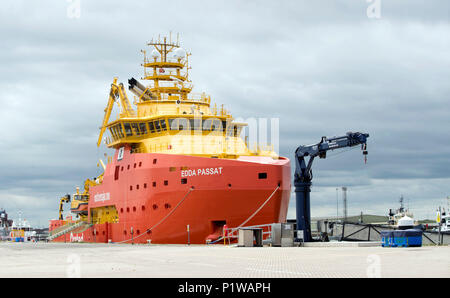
left=139, top=123, right=148, bottom=135
left=211, top=119, right=222, bottom=132
left=131, top=123, right=140, bottom=135
left=148, top=121, right=156, bottom=133
left=166, top=118, right=241, bottom=135
left=124, top=123, right=133, bottom=137
left=74, top=194, right=89, bottom=201
left=147, top=119, right=167, bottom=134
left=112, top=120, right=166, bottom=138
left=109, top=124, right=124, bottom=140
left=226, top=124, right=242, bottom=137
left=189, top=119, right=202, bottom=130
left=154, top=120, right=161, bottom=132
left=160, top=119, right=167, bottom=131
left=168, top=118, right=226, bottom=132
left=117, top=118, right=243, bottom=136
left=169, top=118, right=189, bottom=131
left=203, top=119, right=212, bottom=131
left=109, top=127, right=117, bottom=140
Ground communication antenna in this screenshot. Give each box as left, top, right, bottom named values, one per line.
left=342, top=187, right=348, bottom=221
left=336, top=187, right=339, bottom=220
left=399, top=195, right=404, bottom=212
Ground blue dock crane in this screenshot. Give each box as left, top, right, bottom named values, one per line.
left=294, top=132, right=369, bottom=242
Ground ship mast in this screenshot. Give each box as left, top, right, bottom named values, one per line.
left=141, top=35, right=192, bottom=101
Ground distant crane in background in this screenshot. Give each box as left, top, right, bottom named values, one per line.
left=294, top=132, right=369, bottom=242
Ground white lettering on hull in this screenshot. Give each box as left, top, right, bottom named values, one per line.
left=94, top=193, right=110, bottom=202
left=181, top=167, right=223, bottom=178
left=70, top=233, right=84, bottom=242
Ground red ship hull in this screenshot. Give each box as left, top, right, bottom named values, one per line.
left=49, top=146, right=291, bottom=244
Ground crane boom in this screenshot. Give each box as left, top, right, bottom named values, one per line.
left=97, top=78, right=136, bottom=147
left=294, top=132, right=369, bottom=242
left=58, top=194, right=71, bottom=220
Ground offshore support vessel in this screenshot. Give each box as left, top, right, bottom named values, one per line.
left=49, top=35, right=291, bottom=244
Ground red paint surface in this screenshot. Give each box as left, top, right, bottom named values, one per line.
left=49, top=146, right=291, bottom=244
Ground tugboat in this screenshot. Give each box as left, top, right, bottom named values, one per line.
left=49, top=34, right=291, bottom=244
left=388, top=195, right=418, bottom=227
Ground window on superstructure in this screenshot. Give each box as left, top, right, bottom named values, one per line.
left=203, top=119, right=212, bottom=131
left=211, top=119, right=222, bottom=132
left=139, top=123, right=148, bottom=135
left=148, top=122, right=156, bottom=133
left=226, top=125, right=238, bottom=137
left=160, top=119, right=167, bottom=131
left=131, top=123, right=140, bottom=135
left=124, top=123, right=133, bottom=137
left=222, top=121, right=228, bottom=132
left=154, top=120, right=161, bottom=132
left=189, top=119, right=201, bottom=130
left=116, top=124, right=124, bottom=138
left=179, top=118, right=189, bottom=131
left=169, top=119, right=178, bottom=130
left=109, top=127, right=117, bottom=140
left=169, top=118, right=190, bottom=131
left=114, top=126, right=121, bottom=139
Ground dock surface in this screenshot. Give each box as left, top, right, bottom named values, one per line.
left=0, top=242, right=448, bottom=278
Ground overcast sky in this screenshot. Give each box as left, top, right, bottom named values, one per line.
left=0, top=0, right=449, bottom=227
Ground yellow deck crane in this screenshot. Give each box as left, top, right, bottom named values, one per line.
left=97, top=78, right=137, bottom=147
left=58, top=194, right=71, bottom=220
left=70, top=174, right=104, bottom=221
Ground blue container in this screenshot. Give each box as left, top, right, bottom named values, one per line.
left=380, top=231, right=392, bottom=247
left=381, top=229, right=422, bottom=247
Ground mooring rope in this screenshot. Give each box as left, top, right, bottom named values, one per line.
left=208, top=185, right=280, bottom=244
left=113, top=187, right=194, bottom=244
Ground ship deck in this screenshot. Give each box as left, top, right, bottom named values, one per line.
left=0, top=242, right=448, bottom=278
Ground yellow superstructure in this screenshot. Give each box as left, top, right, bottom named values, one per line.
left=70, top=176, right=103, bottom=221
left=97, top=34, right=277, bottom=159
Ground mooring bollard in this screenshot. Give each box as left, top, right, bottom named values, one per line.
left=223, top=224, right=228, bottom=245
left=187, top=224, right=190, bottom=245
left=131, top=226, right=134, bottom=245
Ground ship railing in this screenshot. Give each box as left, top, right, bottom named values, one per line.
left=143, top=69, right=188, bottom=79
left=143, top=57, right=186, bottom=65
left=226, top=223, right=273, bottom=239
left=187, top=93, right=211, bottom=103
left=158, top=92, right=210, bottom=104
left=147, top=81, right=193, bottom=90
left=47, top=221, right=89, bottom=241
left=247, top=143, right=275, bottom=154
